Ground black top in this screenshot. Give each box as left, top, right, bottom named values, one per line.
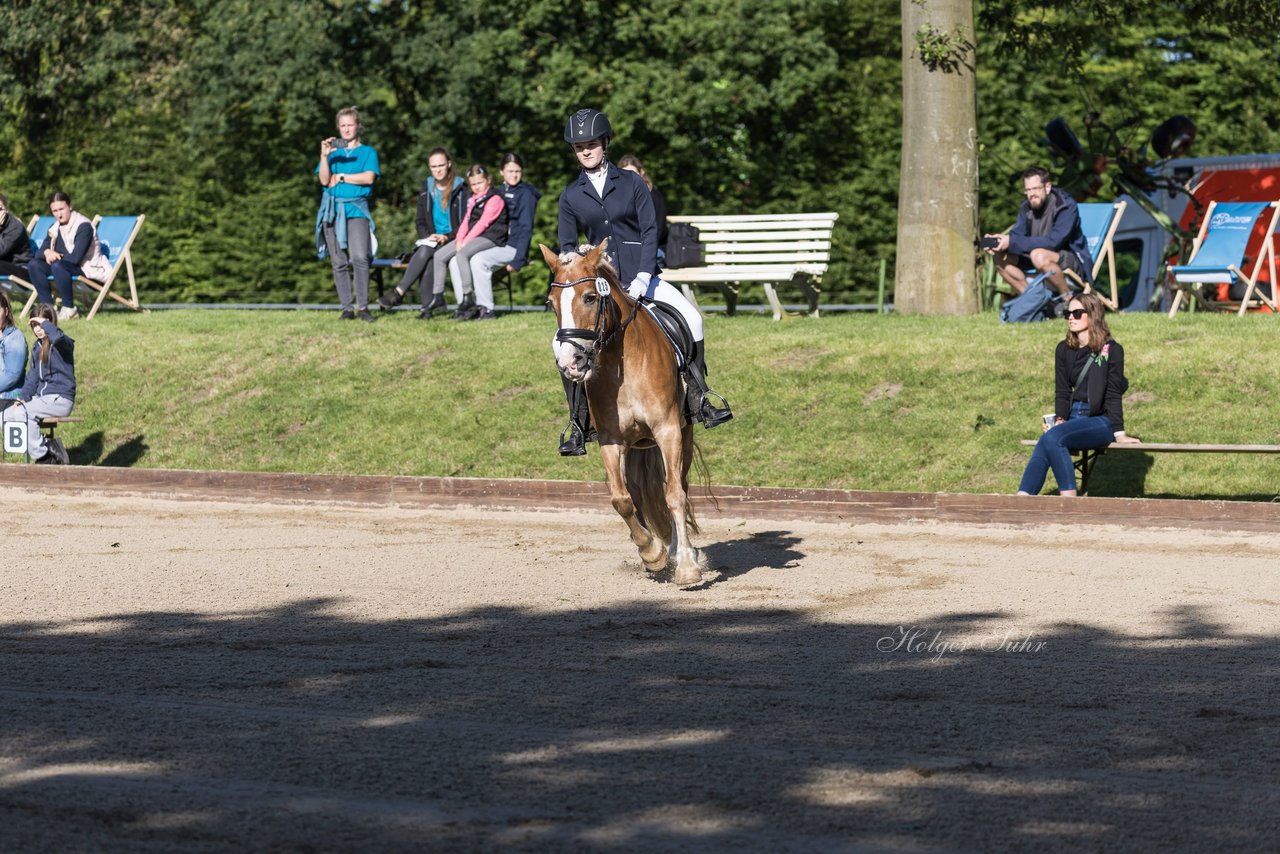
left=1054, top=338, right=1127, bottom=432
left=0, top=215, right=32, bottom=265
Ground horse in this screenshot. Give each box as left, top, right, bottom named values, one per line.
left=541, top=240, right=709, bottom=586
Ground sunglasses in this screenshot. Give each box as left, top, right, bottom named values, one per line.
left=1065, top=308, right=1088, bottom=320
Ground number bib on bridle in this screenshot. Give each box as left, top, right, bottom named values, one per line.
left=549, top=274, right=638, bottom=374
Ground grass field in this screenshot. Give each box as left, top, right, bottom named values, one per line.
left=35, top=306, right=1280, bottom=500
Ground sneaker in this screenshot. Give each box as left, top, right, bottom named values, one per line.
left=377, top=289, right=404, bottom=309
left=34, top=451, right=59, bottom=465
left=57, top=306, right=78, bottom=321
left=452, top=304, right=480, bottom=321
left=47, top=437, right=70, bottom=465
left=339, top=309, right=356, bottom=320
left=357, top=308, right=376, bottom=323
left=474, top=307, right=497, bottom=321
left=419, top=293, right=447, bottom=319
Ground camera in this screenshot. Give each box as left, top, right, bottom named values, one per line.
left=979, top=236, right=1000, bottom=250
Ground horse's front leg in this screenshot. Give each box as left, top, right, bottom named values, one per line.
left=599, top=443, right=668, bottom=570
left=655, top=425, right=701, bottom=586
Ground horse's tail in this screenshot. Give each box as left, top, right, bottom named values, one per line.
left=627, top=437, right=713, bottom=543
left=627, top=446, right=674, bottom=545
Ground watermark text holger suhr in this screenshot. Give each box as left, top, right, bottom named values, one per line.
left=877, top=626, right=1047, bottom=661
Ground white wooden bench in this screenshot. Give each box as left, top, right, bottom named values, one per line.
left=1019, top=439, right=1280, bottom=495
left=660, top=213, right=839, bottom=320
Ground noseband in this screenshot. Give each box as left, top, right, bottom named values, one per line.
left=549, top=274, right=639, bottom=373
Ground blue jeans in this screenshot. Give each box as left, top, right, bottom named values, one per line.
left=1018, top=400, right=1114, bottom=494
left=27, top=256, right=82, bottom=307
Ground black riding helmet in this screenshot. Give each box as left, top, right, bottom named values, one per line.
left=564, top=108, right=613, bottom=147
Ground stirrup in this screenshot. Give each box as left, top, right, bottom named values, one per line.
left=558, top=422, right=588, bottom=456
left=698, top=390, right=733, bottom=428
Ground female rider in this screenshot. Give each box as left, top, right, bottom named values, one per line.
left=555, top=108, right=732, bottom=456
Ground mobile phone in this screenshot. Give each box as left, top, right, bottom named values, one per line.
left=979, top=236, right=1000, bottom=250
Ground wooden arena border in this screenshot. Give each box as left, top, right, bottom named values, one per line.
left=3, top=464, right=1279, bottom=534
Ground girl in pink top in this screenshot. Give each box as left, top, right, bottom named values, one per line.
left=432, top=164, right=508, bottom=321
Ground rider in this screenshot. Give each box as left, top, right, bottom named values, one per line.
left=555, top=108, right=732, bottom=456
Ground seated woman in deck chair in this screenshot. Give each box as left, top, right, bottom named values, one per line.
left=27, top=191, right=111, bottom=321
left=1017, top=293, right=1140, bottom=497
left=0, top=193, right=33, bottom=283
left=2, top=304, right=74, bottom=464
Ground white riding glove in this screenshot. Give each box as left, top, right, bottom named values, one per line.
left=627, top=272, right=652, bottom=299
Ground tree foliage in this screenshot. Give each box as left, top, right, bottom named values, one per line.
left=0, top=0, right=1277, bottom=307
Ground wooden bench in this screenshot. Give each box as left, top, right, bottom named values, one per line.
left=1019, top=439, right=1280, bottom=495
left=660, top=212, right=839, bottom=320
left=369, top=258, right=514, bottom=310
left=1, top=415, right=83, bottom=463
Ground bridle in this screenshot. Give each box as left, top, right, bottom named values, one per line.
left=549, top=273, right=640, bottom=374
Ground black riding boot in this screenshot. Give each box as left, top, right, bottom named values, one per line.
left=684, top=341, right=733, bottom=428
left=558, top=374, right=595, bottom=456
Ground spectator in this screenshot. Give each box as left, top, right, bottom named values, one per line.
left=985, top=165, right=1093, bottom=299
left=461, top=152, right=542, bottom=320
left=617, top=154, right=667, bottom=253
left=1017, top=292, right=1140, bottom=497
left=556, top=107, right=731, bottom=456
left=26, top=191, right=111, bottom=321
left=0, top=292, right=28, bottom=403
left=315, top=106, right=380, bottom=322
left=377, top=147, right=467, bottom=319
left=433, top=164, right=507, bottom=321
left=2, top=303, right=74, bottom=464
left=0, top=193, right=33, bottom=281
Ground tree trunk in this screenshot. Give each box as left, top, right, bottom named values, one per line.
left=894, top=0, right=980, bottom=315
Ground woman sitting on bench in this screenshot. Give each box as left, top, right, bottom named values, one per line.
left=1017, top=292, right=1140, bottom=496
left=1, top=304, right=74, bottom=464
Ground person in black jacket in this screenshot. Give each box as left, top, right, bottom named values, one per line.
left=1018, top=292, right=1140, bottom=496
left=554, top=108, right=731, bottom=456
left=0, top=193, right=33, bottom=281
left=377, top=148, right=469, bottom=319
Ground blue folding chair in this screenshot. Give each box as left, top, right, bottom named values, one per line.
left=75, top=215, right=147, bottom=319
left=0, top=215, right=54, bottom=317
left=1065, top=201, right=1127, bottom=310
left=1169, top=201, right=1280, bottom=317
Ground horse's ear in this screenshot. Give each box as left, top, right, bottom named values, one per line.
left=539, top=243, right=560, bottom=271
left=584, top=238, right=609, bottom=268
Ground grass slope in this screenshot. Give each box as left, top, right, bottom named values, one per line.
left=44, top=309, right=1280, bottom=500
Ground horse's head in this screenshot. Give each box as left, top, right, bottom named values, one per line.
left=541, top=239, right=625, bottom=382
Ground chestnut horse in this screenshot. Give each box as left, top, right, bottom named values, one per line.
left=541, top=241, right=708, bottom=586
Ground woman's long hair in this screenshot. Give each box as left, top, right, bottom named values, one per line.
left=429, top=147, right=457, bottom=207
left=0, top=292, right=13, bottom=331
left=617, top=154, right=654, bottom=191
left=31, top=303, right=58, bottom=366
left=1066, top=292, right=1111, bottom=355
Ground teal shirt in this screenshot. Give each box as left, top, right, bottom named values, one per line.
left=316, top=143, right=380, bottom=219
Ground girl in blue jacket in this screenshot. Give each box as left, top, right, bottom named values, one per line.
left=2, top=303, right=74, bottom=464
left=0, top=292, right=28, bottom=403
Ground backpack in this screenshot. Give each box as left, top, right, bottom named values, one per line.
left=999, top=276, right=1059, bottom=323
left=665, top=223, right=704, bottom=269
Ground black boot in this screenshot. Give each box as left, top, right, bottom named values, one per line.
left=558, top=374, right=595, bottom=456
left=684, top=341, right=733, bottom=428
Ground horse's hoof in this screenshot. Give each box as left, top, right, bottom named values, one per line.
left=642, top=549, right=669, bottom=572
left=673, top=567, right=703, bottom=586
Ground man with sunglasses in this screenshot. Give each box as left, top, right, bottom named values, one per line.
left=984, top=165, right=1093, bottom=301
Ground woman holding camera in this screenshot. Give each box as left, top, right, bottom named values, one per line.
left=1, top=304, right=74, bottom=464
left=1017, top=292, right=1140, bottom=496
left=315, top=106, right=380, bottom=322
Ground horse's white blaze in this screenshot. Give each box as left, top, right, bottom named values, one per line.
left=556, top=287, right=579, bottom=371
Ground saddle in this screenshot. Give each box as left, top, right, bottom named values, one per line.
left=638, top=299, right=693, bottom=372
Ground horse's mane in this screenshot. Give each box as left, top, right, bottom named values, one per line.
left=559, top=243, right=626, bottom=297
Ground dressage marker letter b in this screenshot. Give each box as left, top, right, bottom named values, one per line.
left=5, top=422, right=28, bottom=454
